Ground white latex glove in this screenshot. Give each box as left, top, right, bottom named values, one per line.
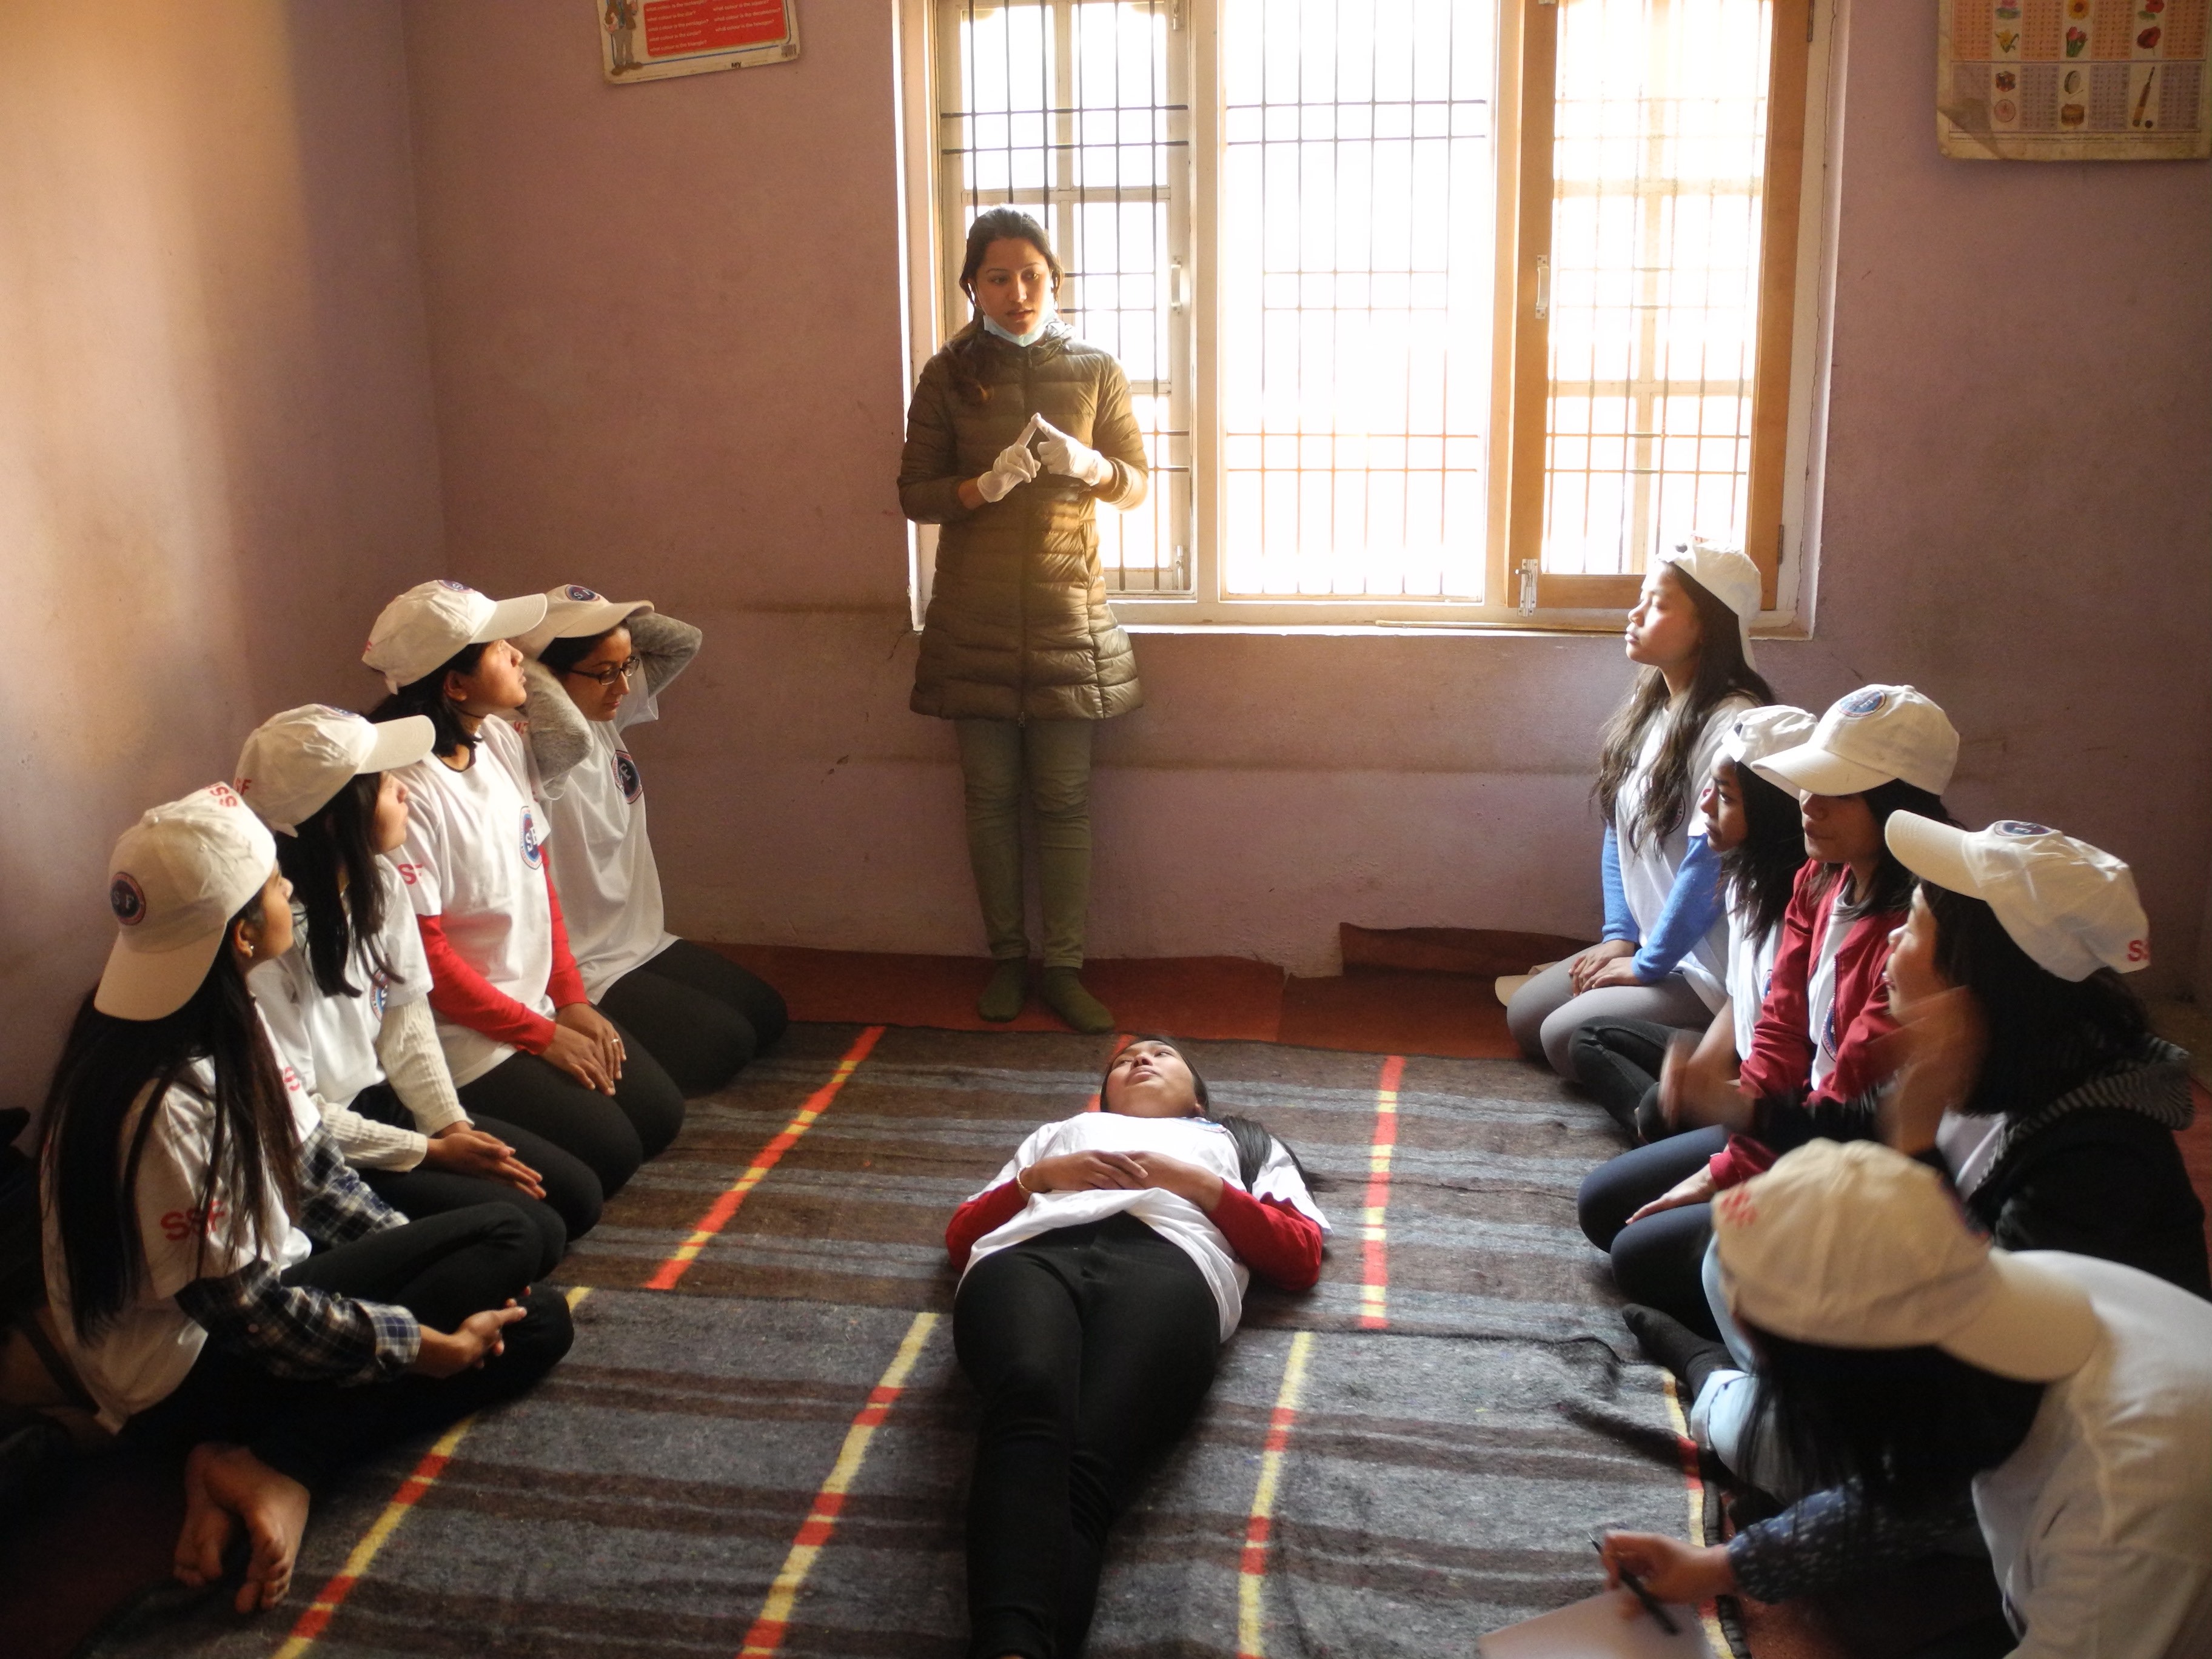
left=976, top=414, right=1043, bottom=503
left=1033, top=416, right=1111, bottom=488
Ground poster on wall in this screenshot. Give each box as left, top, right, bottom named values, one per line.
left=600, top=0, right=799, bottom=84
left=1939, top=0, right=2210, bottom=157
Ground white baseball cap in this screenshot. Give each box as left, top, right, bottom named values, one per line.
left=515, top=583, right=654, bottom=660
left=1721, top=704, right=1816, bottom=771
left=1751, top=685, right=1959, bottom=799
left=1656, top=538, right=1762, bottom=667
left=1712, top=1139, right=2099, bottom=1382
left=97, top=785, right=278, bottom=1020
left=234, top=706, right=437, bottom=836
left=363, top=581, right=549, bottom=694
left=1886, top=813, right=2150, bottom=981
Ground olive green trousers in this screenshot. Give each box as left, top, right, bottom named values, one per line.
left=955, top=719, right=1094, bottom=970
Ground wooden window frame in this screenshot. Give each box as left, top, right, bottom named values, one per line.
left=896, top=0, right=1834, bottom=634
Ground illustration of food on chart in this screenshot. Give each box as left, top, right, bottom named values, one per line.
left=1938, top=0, right=2210, bottom=159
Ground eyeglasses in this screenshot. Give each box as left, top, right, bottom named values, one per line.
left=562, top=659, right=636, bottom=688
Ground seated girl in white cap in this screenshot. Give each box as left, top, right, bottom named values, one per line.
left=364, top=581, right=685, bottom=1205
left=1575, top=684, right=1960, bottom=1335
left=235, top=705, right=603, bottom=1273
left=1629, top=815, right=2206, bottom=1504
left=1600, top=1139, right=2212, bottom=1659
left=1506, top=542, right=1774, bottom=1079
left=514, top=586, right=788, bottom=1096
left=1567, top=703, right=1815, bottom=1141
left=39, top=786, right=572, bottom=1616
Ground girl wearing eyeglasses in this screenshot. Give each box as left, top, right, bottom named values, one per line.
left=518, top=587, right=788, bottom=1096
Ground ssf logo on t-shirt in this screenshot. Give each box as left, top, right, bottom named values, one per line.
left=521, top=806, right=545, bottom=871
left=613, top=749, right=643, bottom=805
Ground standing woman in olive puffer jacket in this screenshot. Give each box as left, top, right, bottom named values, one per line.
left=899, top=209, right=1148, bottom=1034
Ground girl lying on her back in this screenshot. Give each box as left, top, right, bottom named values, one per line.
left=40, top=786, right=571, bottom=1615
left=945, top=1037, right=1328, bottom=1659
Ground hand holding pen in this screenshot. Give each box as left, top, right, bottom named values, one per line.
left=1595, top=1532, right=1736, bottom=1629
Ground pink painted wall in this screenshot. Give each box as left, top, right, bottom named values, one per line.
left=401, top=1, right=2208, bottom=982
left=0, top=2, right=444, bottom=1115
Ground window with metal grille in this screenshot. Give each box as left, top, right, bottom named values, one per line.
left=906, top=0, right=1823, bottom=625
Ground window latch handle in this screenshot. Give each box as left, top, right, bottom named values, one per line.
left=1518, top=559, right=1541, bottom=617
left=1533, top=255, right=1550, bottom=320
left=1170, top=258, right=1188, bottom=313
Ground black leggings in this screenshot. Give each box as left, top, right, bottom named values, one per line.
left=456, top=1016, right=683, bottom=1200
left=130, top=1204, right=572, bottom=1490
left=954, top=1215, right=1221, bottom=1659
left=1576, top=1127, right=1730, bottom=1338
left=597, top=937, right=788, bottom=1096
left=1567, top=1017, right=1681, bottom=1142
left=349, top=1083, right=600, bottom=1271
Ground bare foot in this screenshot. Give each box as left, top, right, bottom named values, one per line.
left=198, top=1446, right=310, bottom=1614
left=174, top=1443, right=237, bottom=1588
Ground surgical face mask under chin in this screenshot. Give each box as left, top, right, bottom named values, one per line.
left=981, top=301, right=1056, bottom=347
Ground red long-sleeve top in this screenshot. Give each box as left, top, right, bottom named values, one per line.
left=415, top=850, right=589, bottom=1056
left=1712, top=861, right=1905, bottom=1188
left=944, top=1179, right=1326, bottom=1290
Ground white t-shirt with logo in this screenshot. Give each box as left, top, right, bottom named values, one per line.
left=1972, top=1253, right=2212, bottom=1658
left=1614, top=692, right=1754, bottom=1011
left=539, top=697, right=675, bottom=999
left=391, top=717, right=555, bottom=1087
left=961, top=1113, right=1331, bottom=1342
left=41, top=1046, right=318, bottom=1432
left=249, top=859, right=434, bottom=1110
left=1726, top=907, right=1783, bottom=1061
left=1803, top=882, right=1851, bottom=1091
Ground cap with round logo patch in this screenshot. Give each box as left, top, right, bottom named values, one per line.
left=1713, top=1140, right=2099, bottom=1382
left=363, top=581, right=549, bottom=694
left=1885, top=812, right=2150, bottom=981
left=1750, top=684, right=1959, bottom=799
left=1655, top=539, right=1763, bottom=666
left=96, top=785, right=279, bottom=1020
left=235, top=706, right=436, bottom=836
left=514, top=583, right=655, bottom=660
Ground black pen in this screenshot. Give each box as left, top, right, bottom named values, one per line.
left=1590, top=1536, right=1680, bottom=1635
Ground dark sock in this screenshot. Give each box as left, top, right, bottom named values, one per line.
left=1623, top=1304, right=1733, bottom=1399
left=1038, top=967, right=1113, bottom=1034
left=979, top=959, right=1028, bottom=1023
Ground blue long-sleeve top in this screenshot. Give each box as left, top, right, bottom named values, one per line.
left=1598, top=826, right=1726, bottom=982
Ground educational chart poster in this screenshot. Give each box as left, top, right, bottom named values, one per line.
left=1940, top=0, right=2211, bottom=157
left=600, top=0, right=799, bottom=84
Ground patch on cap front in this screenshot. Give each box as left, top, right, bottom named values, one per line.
left=110, top=873, right=147, bottom=925
left=1992, top=820, right=2052, bottom=837
left=564, top=585, right=602, bottom=601
left=1841, top=688, right=1888, bottom=717
left=437, top=578, right=469, bottom=591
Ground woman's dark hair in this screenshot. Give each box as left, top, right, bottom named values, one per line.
left=1819, top=778, right=1955, bottom=922
left=1594, top=565, right=1775, bottom=851
left=1715, top=757, right=1807, bottom=946
left=1751, top=1326, right=2046, bottom=1511
left=1099, top=1036, right=1317, bottom=1191
left=538, top=625, right=623, bottom=679
left=948, top=207, right=1063, bottom=407
left=370, top=642, right=487, bottom=759
left=1922, top=881, right=2151, bottom=1118
left=42, top=896, right=301, bottom=1343
left=274, top=771, right=393, bottom=1000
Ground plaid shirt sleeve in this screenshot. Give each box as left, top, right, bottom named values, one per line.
left=296, top=1119, right=408, bottom=1246
left=174, top=1260, right=419, bottom=1382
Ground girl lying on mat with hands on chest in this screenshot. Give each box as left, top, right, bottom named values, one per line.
left=945, top=1037, right=1329, bottom=1659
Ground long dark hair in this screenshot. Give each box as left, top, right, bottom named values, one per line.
left=1751, top=1326, right=2045, bottom=1511
left=1923, top=882, right=2151, bottom=1118
left=1716, top=757, right=1806, bottom=947
left=274, top=772, right=394, bottom=1000
left=1822, top=779, right=1954, bottom=922
left=538, top=626, right=621, bottom=679
left=1098, top=1037, right=1315, bottom=1191
left=42, top=899, right=301, bottom=1342
left=948, top=207, right=1063, bottom=407
left=1595, top=566, right=1774, bottom=851
left=370, top=643, right=486, bottom=759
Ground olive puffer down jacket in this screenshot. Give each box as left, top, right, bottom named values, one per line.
left=899, top=320, right=1148, bottom=722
